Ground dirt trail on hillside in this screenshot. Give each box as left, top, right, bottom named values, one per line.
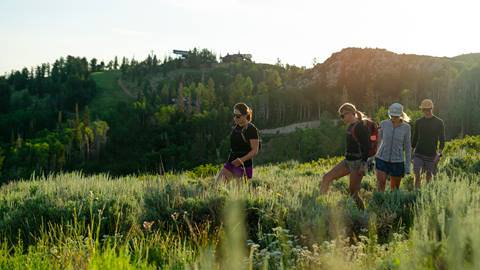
left=117, top=78, right=136, bottom=98
left=260, top=120, right=322, bottom=135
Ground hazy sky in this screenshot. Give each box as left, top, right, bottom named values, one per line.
left=1, top=0, right=479, bottom=74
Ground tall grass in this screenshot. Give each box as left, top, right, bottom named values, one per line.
left=0, top=136, right=479, bottom=269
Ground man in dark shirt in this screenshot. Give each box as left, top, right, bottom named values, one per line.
left=412, top=99, right=445, bottom=189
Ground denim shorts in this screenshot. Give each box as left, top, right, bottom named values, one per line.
left=375, top=158, right=405, bottom=177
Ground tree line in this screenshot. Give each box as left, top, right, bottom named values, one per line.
left=1, top=48, right=480, bottom=182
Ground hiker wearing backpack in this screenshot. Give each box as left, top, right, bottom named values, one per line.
left=216, top=103, right=260, bottom=182
left=412, top=99, right=445, bottom=189
left=375, top=103, right=412, bottom=191
left=320, top=103, right=378, bottom=210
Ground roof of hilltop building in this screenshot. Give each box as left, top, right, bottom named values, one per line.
left=221, top=53, right=252, bottom=63
left=173, top=50, right=189, bottom=58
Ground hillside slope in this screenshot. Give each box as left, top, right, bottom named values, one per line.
left=90, top=70, right=133, bottom=118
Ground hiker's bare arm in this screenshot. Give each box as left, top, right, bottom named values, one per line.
left=239, top=139, right=259, bottom=163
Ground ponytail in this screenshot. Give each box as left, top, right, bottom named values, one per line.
left=401, top=112, right=411, bottom=123
left=355, top=111, right=368, bottom=121
left=246, top=107, right=253, bottom=122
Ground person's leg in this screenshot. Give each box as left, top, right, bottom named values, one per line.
left=215, top=167, right=235, bottom=183
left=390, top=162, right=404, bottom=191
left=425, top=171, right=433, bottom=183
left=414, top=171, right=422, bottom=189
left=349, top=169, right=365, bottom=210
left=376, top=169, right=388, bottom=192
left=320, top=161, right=350, bottom=193
left=390, top=176, right=402, bottom=191
left=413, top=156, right=423, bottom=189
left=425, top=158, right=437, bottom=183
left=375, top=158, right=388, bottom=192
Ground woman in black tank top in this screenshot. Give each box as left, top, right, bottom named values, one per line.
left=216, top=103, right=260, bottom=182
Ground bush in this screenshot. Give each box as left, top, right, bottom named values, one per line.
left=368, top=191, right=417, bottom=243
left=441, top=136, right=480, bottom=174
left=187, top=163, right=220, bottom=178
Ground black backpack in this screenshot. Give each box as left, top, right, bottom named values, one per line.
left=351, top=119, right=379, bottom=158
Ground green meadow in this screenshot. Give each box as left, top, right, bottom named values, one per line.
left=0, top=136, right=479, bottom=269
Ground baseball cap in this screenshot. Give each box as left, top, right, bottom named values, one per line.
left=419, top=99, right=434, bottom=109
left=388, top=103, right=404, bottom=117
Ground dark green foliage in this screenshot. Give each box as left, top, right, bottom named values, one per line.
left=0, top=56, right=98, bottom=177
left=441, top=136, right=480, bottom=175
left=368, top=191, right=417, bottom=243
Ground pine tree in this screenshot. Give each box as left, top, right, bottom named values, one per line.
left=89, top=58, right=98, bottom=72
left=113, top=56, right=119, bottom=70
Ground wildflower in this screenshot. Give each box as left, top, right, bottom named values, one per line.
left=171, top=212, right=179, bottom=221
left=143, top=221, right=154, bottom=231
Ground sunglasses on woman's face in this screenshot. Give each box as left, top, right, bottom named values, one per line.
left=340, top=112, right=350, bottom=119
left=234, top=114, right=243, bottom=119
